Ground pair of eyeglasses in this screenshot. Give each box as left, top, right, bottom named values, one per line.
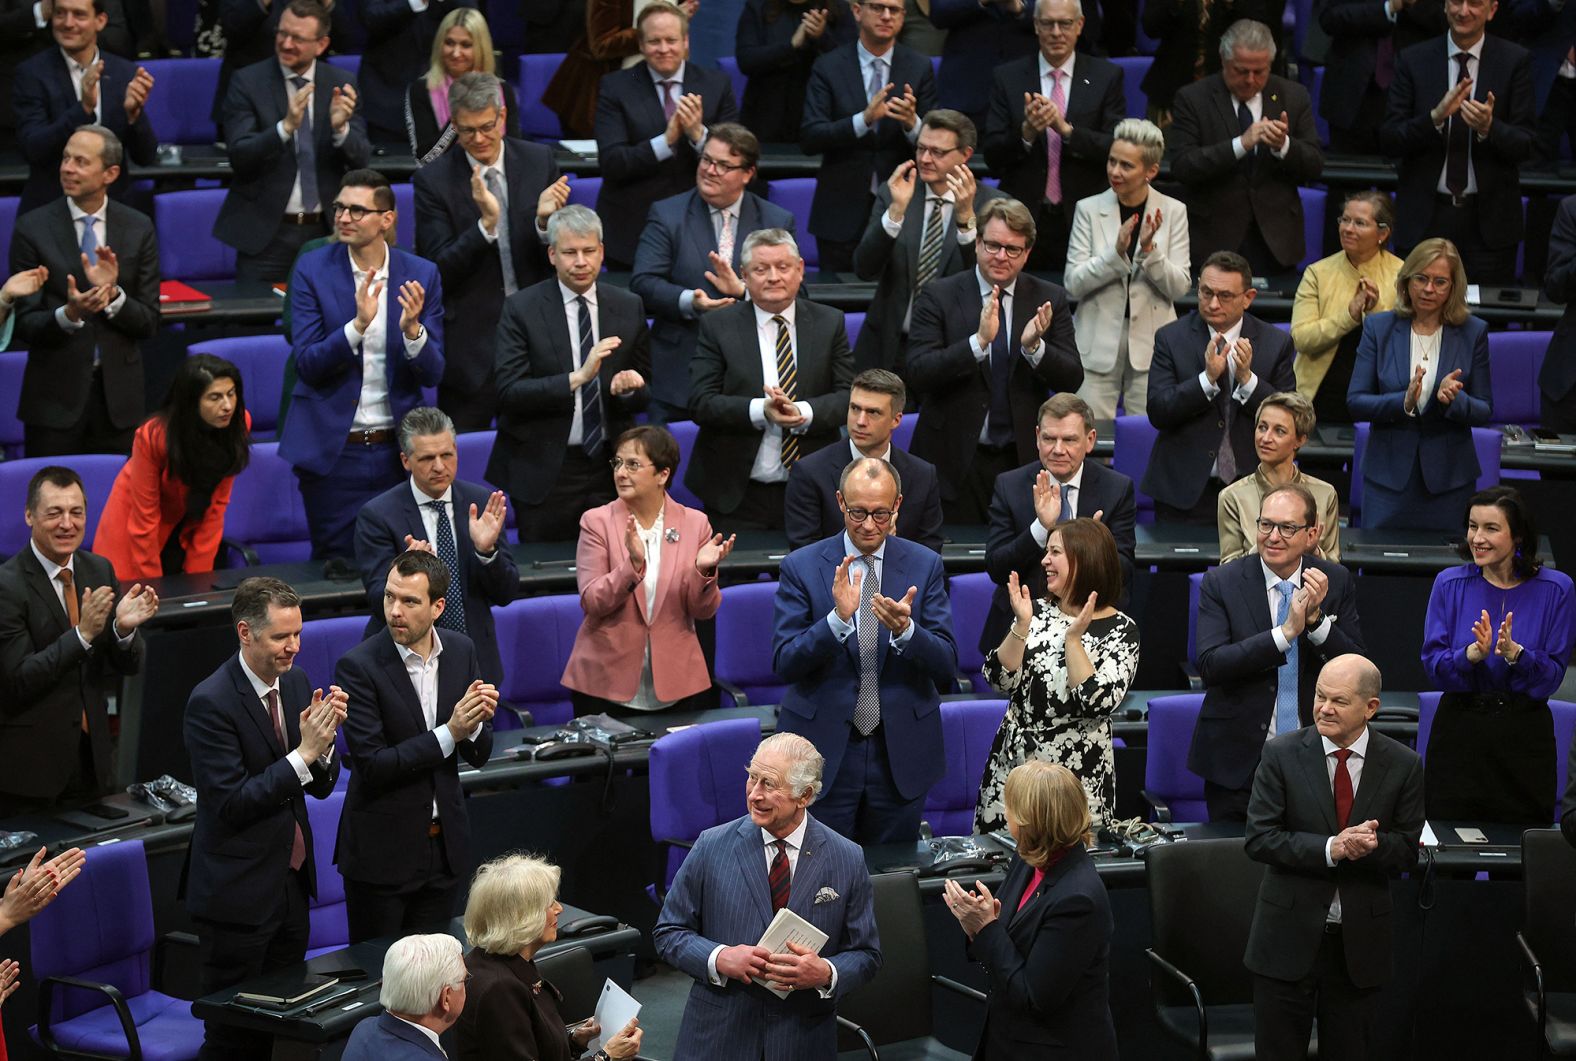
left=1033, top=17, right=1080, bottom=31
left=698, top=154, right=749, bottom=173
left=845, top=507, right=895, bottom=525
left=1197, top=285, right=1247, bottom=304
left=454, top=116, right=501, bottom=139
left=914, top=144, right=958, bottom=159
left=1255, top=518, right=1310, bottom=538
left=330, top=202, right=391, bottom=221
left=980, top=240, right=1027, bottom=260
left=609, top=458, right=650, bottom=472
left=1407, top=274, right=1452, bottom=290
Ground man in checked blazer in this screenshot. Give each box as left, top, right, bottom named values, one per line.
left=686, top=228, right=853, bottom=531
left=654, top=732, right=881, bottom=1061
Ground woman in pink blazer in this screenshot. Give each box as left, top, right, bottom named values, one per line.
left=562, top=426, right=736, bottom=717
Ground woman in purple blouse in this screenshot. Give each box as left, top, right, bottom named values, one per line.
left=1421, top=485, right=1575, bottom=823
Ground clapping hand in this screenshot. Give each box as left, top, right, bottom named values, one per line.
left=886, top=83, right=919, bottom=130
left=1231, top=337, right=1255, bottom=386
left=1467, top=608, right=1494, bottom=663
left=625, top=514, right=648, bottom=572
left=1115, top=212, right=1139, bottom=259
left=1347, top=277, right=1379, bottom=324
left=113, top=583, right=160, bottom=633
left=887, top=159, right=918, bottom=219
left=695, top=532, right=735, bottom=576
left=763, top=385, right=805, bottom=427
left=1459, top=90, right=1495, bottom=135
left=1436, top=368, right=1465, bottom=406
left=571, top=336, right=620, bottom=389
left=123, top=66, right=154, bottom=124
left=1020, top=300, right=1055, bottom=350
left=976, top=285, right=1002, bottom=347
left=943, top=878, right=1000, bottom=939
left=610, top=368, right=645, bottom=395
left=329, top=84, right=357, bottom=132
left=704, top=250, right=745, bottom=298
left=1332, top=819, right=1380, bottom=861
left=1006, top=570, right=1034, bottom=629
left=1431, top=78, right=1473, bottom=126
left=402, top=535, right=437, bottom=555
left=0, top=959, right=16, bottom=1009
left=1405, top=363, right=1426, bottom=414
left=1204, top=334, right=1228, bottom=383
left=468, top=491, right=507, bottom=554
left=296, top=689, right=346, bottom=761
left=870, top=585, right=917, bottom=635
left=82, top=244, right=119, bottom=289
left=1032, top=468, right=1063, bottom=529
left=1065, top=591, right=1097, bottom=639
left=80, top=59, right=102, bottom=115
left=470, top=164, right=500, bottom=232
left=537, top=175, right=571, bottom=222
left=397, top=280, right=426, bottom=340
left=947, top=164, right=978, bottom=227
left=0, top=265, right=47, bottom=305
left=0, top=846, right=85, bottom=933
left=446, top=680, right=498, bottom=741
left=792, top=5, right=827, bottom=46
left=352, top=268, right=382, bottom=334
left=832, top=555, right=863, bottom=622
left=63, top=274, right=113, bottom=322
left=1138, top=207, right=1162, bottom=254
left=1495, top=611, right=1520, bottom=661
left=284, top=79, right=312, bottom=136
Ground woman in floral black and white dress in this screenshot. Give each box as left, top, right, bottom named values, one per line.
left=974, top=518, right=1140, bottom=834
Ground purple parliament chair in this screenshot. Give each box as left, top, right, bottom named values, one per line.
left=648, top=715, right=762, bottom=893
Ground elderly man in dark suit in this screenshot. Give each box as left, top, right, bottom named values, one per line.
left=630, top=122, right=794, bottom=423
left=1193, top=484, right=1366, bottom=823
left=907, top=196, right=1083, bottom=525
left=1168, top=19, right=1323, bottom=278
left=0, top=466, right=153, bottom=816
left=784, top=368, right=944, bottom=552
left=413, top=71, right=565, bottom=431
left=852, top=108, right=1000, bottom=376
left=981, top=391, right=1135, bottom=650
left=354, top=407, right=517, bottom=689
left=355, top=0, right=472, bottom=146
left=342, top=934, right=467, bottom=1061
left=10, top=125, right=160, bottom=457
left=1142, top=250, right=1296, bottom=525
left=594, top=1, right=738, bottom=270
left=12, top=0, right=155, bottom=214
left=801, top=0, right=937, bottom=273
left=214, top=0, right=370, bottom=284
left=1380, top=0, right=1534, bottom=284
left=336, top=549, right=495, bottom=943
left=686, top=228, right=854, bottom=531
left=982, top=0, right=1126, bottom=270
left=1244, top=653, right=1425, bottom=1060
left=1318, top=0, right=1446, bottom=155
left=183, top=576, right=344, bottom=1061
left=488, top=205, right=651, bottom=542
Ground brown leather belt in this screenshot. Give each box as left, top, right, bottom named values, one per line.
left=347, top=428, right=395, bottom=446
left=283, top=211, right=323, bottom=224
left=428, top=821, right=442, bottom=838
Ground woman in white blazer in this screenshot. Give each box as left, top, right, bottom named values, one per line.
left=1064, top=118, right=1191, bottom=420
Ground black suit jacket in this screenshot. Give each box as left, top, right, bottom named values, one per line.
left=12, top=47, right=157, bottom=213
left=214, top=57, right=372, bottom=256
left=1244, top=726, right=1425, bottom=988
left=212, top=0, right=354, bottom=127
left=353, top=478, right=520, bottom=687
left=783, top=439, right=945, bottom=553
left=1140, top=0, right=1288, bottom=114
left=851, top=180, right=1003, bottom=373
left=357, top=0, right=477, bottom=142
left=685, top=298, right=854, bottom=515
left=968, top=846, right=1119, bottom=1060
left=1167, top=73, right=1323, bottom=272
left=181, top=655, right=338, bottom=926
left=982, top=52, right=1126, bottom=228
left=10, top=197, right=159, bottom=432
left=454, top=950, right=577, bottom=1061
left=1140, top=311, right=1296, bottom=511
left=593, top=62, right=738, bottom=265
left=1380, top=33, right=1535, bottom=251
left=907, top=269, right=1083, bottom=502
left=1541, top=194, right=1576, bottom=404
left=334, top=628, right=493, bottom=888
left=0, top=547, right=141, bottom=800
left=413, top=138, right=559, bottom=406
left=1190, top=554, right=1365, bottom=791
left=800, top=42, right=938, bottom=244
left=980, top=458, right=1137, bottom=652
left=488, top=277, right=651, bottom=505
left=1318, top=0, right=1446, bottom=128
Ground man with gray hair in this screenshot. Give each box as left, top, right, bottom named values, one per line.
left=686, top=228, right=854, bottom=530
left=413, top=71, right=568, bottom=430
left=1168, top=19, right=1323, bottom=277
left=342, top=933, right=467, bottom=1059
left=490, top=204, right=651, bottom=541
left=654, top=732, right=881, bottom=1059
left=354, top=406, right=517, bottom=687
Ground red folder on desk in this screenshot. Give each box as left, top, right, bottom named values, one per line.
left=159, top=280, right=212, bottom=314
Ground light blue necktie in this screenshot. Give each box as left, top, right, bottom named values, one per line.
left=80, top=216, right=100, bottom=366
left=1059, top=483, right=1074, bottom=523
left=1274, top=580, right=1299, bottom=736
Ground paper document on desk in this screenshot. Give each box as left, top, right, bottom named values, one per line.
left=756, top=907, right=829, bottom=999
left=586, top=978, right=641, bottom=1053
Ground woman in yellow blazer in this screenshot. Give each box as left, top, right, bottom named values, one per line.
left=1290, top=190, right=1404, bottom=423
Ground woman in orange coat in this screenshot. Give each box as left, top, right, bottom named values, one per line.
left=94, top=354, right=251, bottom=579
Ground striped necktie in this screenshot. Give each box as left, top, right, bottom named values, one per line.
left=914, top=197, right=945, bottom=292
left=768, top=840, right=790, bottom=911
left=773, top=314, right=800, bottom=467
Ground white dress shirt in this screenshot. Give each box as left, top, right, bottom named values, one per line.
left=1030, top=460, right=1086, bottom=547
left=1260, top=559, right=1335, bottom=739
left=748, top=302, right=815, bottom=483
left=393, top=629, right=476, bottom=820
left=561, top=280, right=601, bottom=446
left=648, top=61, right=708, bottom=161
left=622, top=510, right=675, bottom=712
left=343, top=241, right=429, bottom=430
left=30, top=540, right=134, bottom=653
left=237, top=653, right=315, bottom=785
left=1229, top=91, right=1294, bottom=161
left=1406, top=326, right=1442, bottom=415
left=61, top=47, right=102, bottom=123
left=1437, top=37, right=1486, bottom=196
left=969, top=268, right=1048, bottom=442
left=275, top=60, right=350, bottom=215
left=1319, top=725, right=1371, bottom=923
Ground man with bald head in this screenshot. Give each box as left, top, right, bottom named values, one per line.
left=1243, top=654, right=1424, bottom=1061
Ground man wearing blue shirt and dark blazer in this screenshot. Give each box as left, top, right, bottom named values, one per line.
left=773, top=457, right=958, bottom=844
left=280, top=169, right=445, bottom=560
left=801, top=0, right=937, bottom=272
left=594, top=1, right=738, bottom=270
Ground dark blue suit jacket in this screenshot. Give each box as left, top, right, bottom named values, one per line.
left=981, top=458, right=1136, bottom=652
left=353, top=477, right=519, bottom=687
left=773, top=534, right=957, bottom=799
left=929, top=0, right=1037, bottom=122
left=1141, top=311, right=1296, bottom=511
left=784, top=440, right=945, bottom=554
left=629, top=187, right=795, bottom=412
left=342, top=1011, right=446, bottom=1061
left=214, top=57, right=371, bottom=256
left=12, top=46, right=158, bottom=213
left=1542, top=194, right=1576, bottom=404
left=1190, top=554, right=1365, bottom=791
left=334, top=628, right=492, bottom=888
left=968, top=846, right=1118, bottom=1060
left=279, top=242, right=445, bottom=476
left=181, top=655, right=339, bottom=927
left=1346, top=310, right=1492, bottom=494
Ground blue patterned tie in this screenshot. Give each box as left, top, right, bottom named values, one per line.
left=577, top=295, right=604, bottom=456
left=1059, top=483, right=1074, bottom=523
left=291, top=75, right=319, bottom=211
left=425, top=500, right=467, bottom=634
left=1274, top=580, right=1298, bottom=736
left=986, top=290, right=1013, bottom=447
left=80, top=216, right=100, bottom=366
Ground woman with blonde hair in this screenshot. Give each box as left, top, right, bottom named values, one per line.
left=405, top=7, right=521, bottom=162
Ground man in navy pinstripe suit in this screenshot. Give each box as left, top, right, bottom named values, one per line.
left=653, top=732, right=881, bottom=1060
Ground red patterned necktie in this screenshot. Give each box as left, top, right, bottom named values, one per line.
left=768, top=840, right=790, bottom=911
left=267, top=689, right=308, bottom=871
left=1333, top=748, right=1354, bottom=829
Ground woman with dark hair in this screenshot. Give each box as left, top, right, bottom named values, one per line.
left=975, top=518, right=1139, bottom=833
left=93, top=354, right=252, bottom=580
left=561, top=426, right=735, bottom=717
left=1421, top=485, right=1576, bottom=822
left=735, top=0, right=853, bottom=144
left=1346, top=236, right=1493, bottom=530
left=405, top=7, right=521, bottom=163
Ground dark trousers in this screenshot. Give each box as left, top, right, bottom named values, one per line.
left=944, top=442, right=1019, bottom=525
left=1238, top=216, right=1292, bottom=279
left=571, top=688, right=715, bottom=719
left=1542, top=388, right=1576, bottom=434
left=195, top=868, right=310, bottom=1061
left=344, top=832, right=459, bottom=944
left=0, top=732, right=104, bottom=818
left=1328, top=123, right=1383, bottom=156
left=706, top=478, right=787, bottom=532
left=813, top=726, right=925, bottom=846
left=515, top=447, right=617, bottom=542
left=24, top=366, right=135, bottom=457
left=438, top=381, right=497, bottom=434
left=235, top=219, right=327, bottom=285
left=647, top=397, right=688, bottom=425
left=1204, top=778, right=1253, bottom=823
left=1027, top=199, right=1072, bottom=273
left=1155, top=477, right=1226, bottom=527
left=295, top=439, right=404, bottom=559
left=1423, top=196, right=1518, bottom=285
left=817, top=238, right=859, bottom=275
left=1253, top=929, right=1380, bottom=1061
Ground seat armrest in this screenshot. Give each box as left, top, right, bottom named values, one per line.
left=933, top=973, right=987, bottom=1005
left=1180, top=662, right=1201, bottom=692
left=713, top=679, right=748, bottom=708
left=1141, top=790, right=1174, bottom=824
left=1145, top=948, right=1207, bottom=1057
left=835, top=1014, right=878, bottom=1059
left=37, top=975, right=143, bottom=1061
left=1518, top=931, right=1546, bottom=1031
left=220, top=537, right=261, bottom=567
left=152, top=929, right=200, bottom=989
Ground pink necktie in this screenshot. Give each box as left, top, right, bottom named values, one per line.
left=1044, top=70, right=1065, bottom=205
left=267, top=689, right=308, bottom=871
left=660, top=80, right=677, bottom=120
